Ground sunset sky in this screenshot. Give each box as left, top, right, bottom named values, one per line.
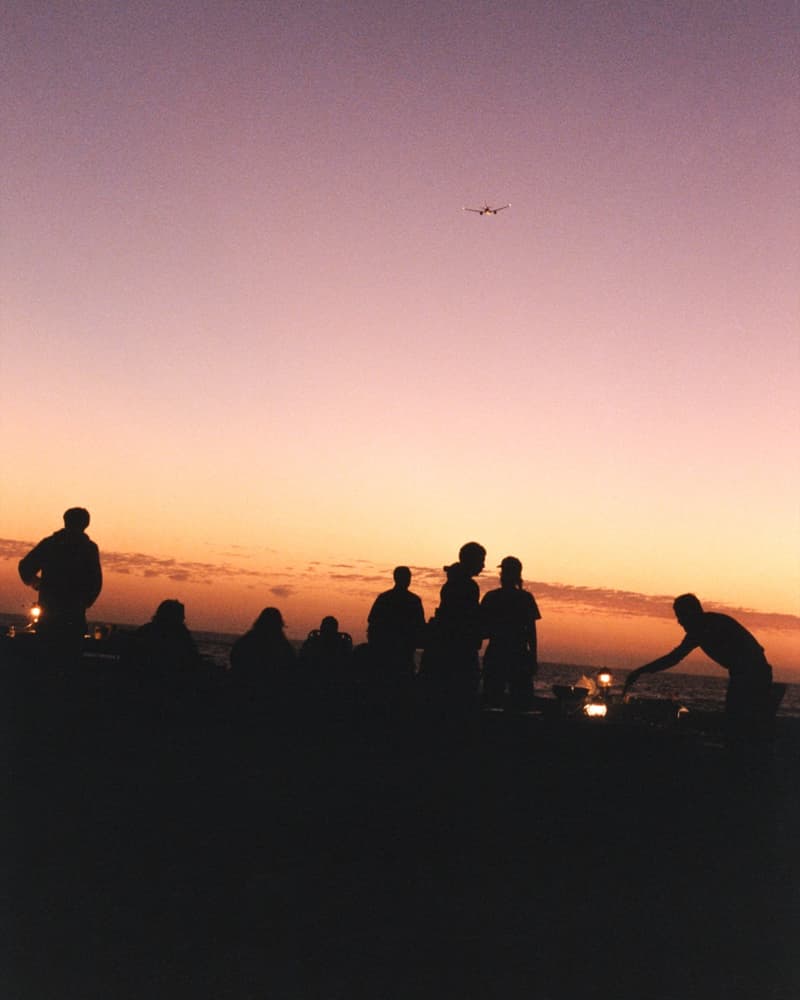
left=2, top=1, right=798, bottom=675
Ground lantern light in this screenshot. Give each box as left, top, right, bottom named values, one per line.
left=583, top=702, right=608, bottom=719
left=596, top=670, right=613, bottom=690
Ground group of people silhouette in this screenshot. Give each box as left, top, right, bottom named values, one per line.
left=15, top=509, right=778, bottom=744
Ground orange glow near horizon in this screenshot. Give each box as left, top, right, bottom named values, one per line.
left=1, top=549, right=798, bottom=680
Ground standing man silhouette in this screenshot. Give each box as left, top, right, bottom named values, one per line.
left=420, top=542, right=486, bottom=713
left=480, top=556, right=541, bottom=710
left=367, top=566, right=426, bottom=675
left=18, top=507, right=102, bottom=643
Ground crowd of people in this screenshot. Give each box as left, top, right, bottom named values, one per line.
left=12, top=509, right=780, bottom=744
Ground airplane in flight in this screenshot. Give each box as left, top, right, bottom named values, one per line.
left=463, top=203, right=510, bottom=216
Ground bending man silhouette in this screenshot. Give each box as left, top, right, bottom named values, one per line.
left=623, top=593, right=774, bottom=746
left=18, top=507, right=102, bottom=642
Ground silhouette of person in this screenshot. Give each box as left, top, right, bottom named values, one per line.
left=230, top=607, right=296, bottom=698
left=299, top=616, right=353, bottom=710
left=367, top=567, right=426, bottom=675
left=300, top=616, right=353, bottom=674
left=480, top=556, right=541, bottom=710
left=18, top=507, right=102, bottom=643
left=420, top=542, right=486, bottom=708
left=134, top=599, right=202, bottom=687
left=623, top=593, right=774, bottom=747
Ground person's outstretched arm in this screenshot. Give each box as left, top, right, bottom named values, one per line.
left=623, top=637, right=696, bottom=696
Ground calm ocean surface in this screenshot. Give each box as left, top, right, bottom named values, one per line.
left=194, top=632, right=800, bottom=720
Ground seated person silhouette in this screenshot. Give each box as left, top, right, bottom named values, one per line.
left=480, top=556, right=541, bottom=710
left=298, top=616, right=354, bottom=713
left=623, top=593, right=775, bottom=747
left=230, top=607, right=296, bottom=698
left=367, top=566, right=426, bottom=675
left=18, top=507, right=102, bottom=646
left=300, top=616, right=353, bottom=674
left=134, top=599, right=202, bottom=688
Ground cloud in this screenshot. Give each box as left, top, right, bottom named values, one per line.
left=0, top=539, right=34, bottom=559
left=525, top=582, right=800, bottom=635
left=100, top=549, right=273, bottom=584
left=527, top=582, right=675, bottom=619
left=1, top=538, right=797, bottom=635
left=0, top=539, right=276, bottom=589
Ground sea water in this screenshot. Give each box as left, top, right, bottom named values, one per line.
left=193, top=632, right=800, bottom=720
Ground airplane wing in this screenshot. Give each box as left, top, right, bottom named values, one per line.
left=495, top=204, right=510, bottom=212
left=463, top=207, right=482, bottom=213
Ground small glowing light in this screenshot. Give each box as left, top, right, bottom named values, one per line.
left=677, top=705, right=689, bottom=718
left=30, top=605, right=42, bottom=622
left=597, top=671, right=613, bottom=688
left=583, top=702, right=608, bottom=719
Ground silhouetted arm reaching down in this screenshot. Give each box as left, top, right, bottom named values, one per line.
left=623, top=636, right=697, bottom=696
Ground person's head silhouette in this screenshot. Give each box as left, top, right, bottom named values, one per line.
left=499, top=556, right=523, bottom=588
left=673, top=593, right=704, bottom=630
left=253, top=607, right=286, bottom=638
left=393, top=566, right=412, bottom=589
left=63, top=507, right=90, bottom=532
left=152, top=599, right=186, bottom=629
left=320, top=616, right=339, bottom=637
left=458, top=542, right=486, bottom=577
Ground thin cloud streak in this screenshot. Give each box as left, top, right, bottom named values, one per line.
left=1, top=540, right=796, bottom=636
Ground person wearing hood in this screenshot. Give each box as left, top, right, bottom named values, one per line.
left=420, top=541, right=486, bottom=710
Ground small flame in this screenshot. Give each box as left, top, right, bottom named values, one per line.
left=583, top=702, right=608, bottom=719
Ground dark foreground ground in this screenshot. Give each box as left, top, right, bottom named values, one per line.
left=2, top=654, right=798, bottom=999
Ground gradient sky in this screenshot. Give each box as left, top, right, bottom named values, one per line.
left=2, top=1, right=799, bottom=675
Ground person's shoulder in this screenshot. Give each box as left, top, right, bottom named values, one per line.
left=369, top=588, right=390, bottom=608
left=700, top=611, right=737, bottom=630
left=82, top=536, right=100, bottom=556
left=33, top=531, right=59, bottom=548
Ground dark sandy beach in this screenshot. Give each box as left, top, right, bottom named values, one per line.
left=2, top=649, right=798, bottom=999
